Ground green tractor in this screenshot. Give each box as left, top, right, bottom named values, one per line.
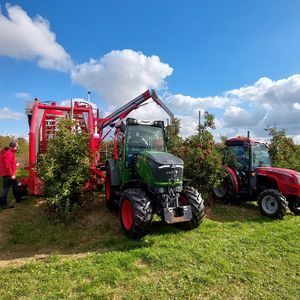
left=105, top=118, right=205, bottom=238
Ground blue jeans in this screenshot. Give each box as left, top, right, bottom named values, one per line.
left=0, top=176, right=20, bottom=205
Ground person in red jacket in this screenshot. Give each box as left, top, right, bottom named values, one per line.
left=0, top=141, right=22, bottom=209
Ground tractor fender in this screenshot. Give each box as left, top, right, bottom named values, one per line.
left=225, top=166, right=239, bottom=194
left=106, top=159, right=120, bottom=186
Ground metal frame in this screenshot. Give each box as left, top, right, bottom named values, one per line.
left=24, top=90, right=174, bottom=195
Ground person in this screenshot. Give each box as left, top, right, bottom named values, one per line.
left=235, top=147, right=249, bottom=171
left=0, top=141, right=22, bottom=209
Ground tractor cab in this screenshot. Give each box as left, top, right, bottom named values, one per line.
left=223, top=138, right=271, bottom=193
left=124, top=118, right=166, bottom=170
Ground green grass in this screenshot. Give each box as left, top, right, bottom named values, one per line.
left=0, top=184, right=299, bottom=299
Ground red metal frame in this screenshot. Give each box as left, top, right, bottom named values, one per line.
left=24, top=89, right=174, bottom=196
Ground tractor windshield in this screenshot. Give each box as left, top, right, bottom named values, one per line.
left=252, top=143, right=271, bottom=168
left=125, top=125, right=166, bottom=168
left=126, top=125, right=165, bottom=151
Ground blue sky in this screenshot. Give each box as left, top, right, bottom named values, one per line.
left=1, top=0, right=300, bottom=140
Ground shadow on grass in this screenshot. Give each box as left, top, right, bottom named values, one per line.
left=0, top=194, right=184, bottom=262
left=0, top=193, right=284, bottom=263
left=205, top=201, right=275, bottom=224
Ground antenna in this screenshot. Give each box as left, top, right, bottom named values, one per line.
left=198, top=110, right=201, bottom=127
left=87, top=91, right=91, bottom=103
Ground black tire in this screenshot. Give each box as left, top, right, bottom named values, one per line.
left=177, top=186, right=205, bottom=230
left=120, top=188, right=153, bottom=239
left=258, top=189, right=288, bottom=219
left=213, top=175, right=236, bottom=204
left=105, top=166, right=119, bottom=211
left=288, top=199, right=300, bottom=215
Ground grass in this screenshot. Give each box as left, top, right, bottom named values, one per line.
left=0, top=176, right=299, bottom=299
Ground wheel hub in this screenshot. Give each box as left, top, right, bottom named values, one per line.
left=214, top=180, right=227, bottom=198
left=261, top=195, right=278, bottom=214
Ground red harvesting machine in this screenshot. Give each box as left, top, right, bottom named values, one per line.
left=21, top=89, right=174, bottom=196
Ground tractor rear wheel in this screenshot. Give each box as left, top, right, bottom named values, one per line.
left=288, top=199, right=300, bottom=215
left=177, top=186, right=205, bottom=229
left=258, top=189, right=287, bottom=219
left=105, top=166, right=118, bottom=211
left=120, top=189, right=153, bottom=239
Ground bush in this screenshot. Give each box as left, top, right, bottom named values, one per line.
left=266, top=126, right=300, bottom=171
left=35, top=119, right=91, bottom=222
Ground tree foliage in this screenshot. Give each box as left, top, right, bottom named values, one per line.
left=35, top=119, right=91, bottom=222
left=266, top=126, right=300, bottom=171
left=167, top=112, right=225, bottom=195
left=166, top=118, right=184, bottom=157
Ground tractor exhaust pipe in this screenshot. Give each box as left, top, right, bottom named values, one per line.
left=247, top=131, right=250, bottom=139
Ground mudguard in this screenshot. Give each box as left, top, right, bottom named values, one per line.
left=106, top=159, right=120, bottom=186
left=225, top=166, right=239, bottom=194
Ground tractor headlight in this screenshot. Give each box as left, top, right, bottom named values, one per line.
left=158, top=187, right=165, bottom=193
left=175, top=186, right=182, bottom=192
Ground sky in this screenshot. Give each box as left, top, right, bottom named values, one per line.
left=0, top=0, right=300, bottom=141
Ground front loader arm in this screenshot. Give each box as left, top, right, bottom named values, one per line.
left=97, top=89, right=174, bottom=130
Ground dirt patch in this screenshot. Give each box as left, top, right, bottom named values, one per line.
left=134, top=258, right=148, bottom=268
left=0, top=252, right=89, bottom=268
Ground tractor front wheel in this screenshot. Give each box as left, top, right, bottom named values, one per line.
left=213, top=175, right=236, bottom=204
left=178, top=186, right=205, bottom=230
left=258, top=189, right=287, bottom=219
left=120, top=189, right=153, bottom=239
left=288, top=198, right=300, bottom=215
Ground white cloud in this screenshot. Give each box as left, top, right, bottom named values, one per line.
left=223, top=106, right=266, bottom=127
left=71, top=49, right=173, bottom=109
left=127, top=101, right=170, bottom=123
left=165, top=94, right=236, bottom=112
left=162, top=74, right=300, bottom=139
left=0, top=4, right=72, bottom=71
left=15, top=92, right=31, bottom=99
left=293, top=102, right=300, bottom=110
left=0, top=107, right=24, bottom=120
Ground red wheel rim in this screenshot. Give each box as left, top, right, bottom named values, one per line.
left=122, top=199, right=133, bottom=230
left=105, top=169, right=111, bottom=202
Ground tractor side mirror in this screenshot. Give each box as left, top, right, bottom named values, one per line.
left=120, top=122, right=126, bottom=133
left=115, top=121, right=126, bottom=133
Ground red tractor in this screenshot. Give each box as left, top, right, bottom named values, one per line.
left=214, top=136, right=300, bottom=218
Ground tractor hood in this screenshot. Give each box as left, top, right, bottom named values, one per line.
left=145, top=151, right=183, bottom=166
left=257, top=166, right=300, bottom=195
left=136, top=151, right=184, bottom=183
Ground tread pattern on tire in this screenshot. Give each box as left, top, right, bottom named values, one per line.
left=258, top=189, right=288, bottom=219
left=213, top=174, right=236, bottom=204
left=120, top=188, right=153, bottom=239
left=288, top=199, right=300, bottom=215
left=179, top=186, right=205, bottom=230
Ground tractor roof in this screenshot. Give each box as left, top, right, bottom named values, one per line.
left=225, top=137, right=265, bottom=146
